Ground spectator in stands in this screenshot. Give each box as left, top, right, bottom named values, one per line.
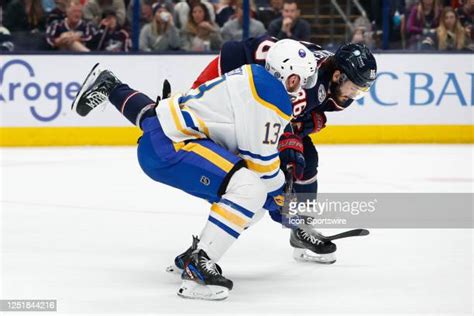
left=267, top=0, right=310, bottom=41
left=215, top=0, right=257, bottom=27
left=46, top=0, right=95, bottom=51
left=215, top=0, right=236, bottom=27
left=407, top=0, right=442, bottom=49
left=82, top=0, right=126, bottom=26
left=351, top=27, right=375, bottom=49
left=256, top=0, right=282, bottom=29
left=127, top=0, right=174, bottom=30
left=93, top=9, right=130, bottom=51
left=139, top=2, right=180, bottom=51
left=423, top=6, right=469, bottom=49
left=180, top=2, right=222, bottom=51
left=456, top=0, right=473, bottom=41
left=174, top=0, right=215, bottom=29
left=221, top=0, right=265, bottom=41
left=3, top=0, right=46, bottom=32
left=351, top=15, right=375, bottom=49
left=46, top=0, right=69, bottom=25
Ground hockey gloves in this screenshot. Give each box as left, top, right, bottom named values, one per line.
left=292, top=111, right=327, bottom=138
left=278, top=132, right=305, bottom=180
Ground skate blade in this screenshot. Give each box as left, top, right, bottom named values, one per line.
left=71, top=62, right=101, bottom=113
left=165, top=264, right=182, bottom=275
left=293, top=248, right=336, bottom=264
left=177, top=280, right=229, bottom=301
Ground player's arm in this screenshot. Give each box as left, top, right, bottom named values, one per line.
left=292, top=111, right=327, bottom=138
left=237, top=114, right=286, bottom=195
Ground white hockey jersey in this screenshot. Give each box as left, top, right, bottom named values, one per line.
left=155, top=64, right=293, bottom=194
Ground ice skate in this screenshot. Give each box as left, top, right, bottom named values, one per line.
left=71, top=63, right=121, bottom=116
left=177, top=249, right=232, bottom=301
left=290, top=227, right=337, bottom=264
left=166, top=236, right=222, bottom=275
left=166, top=235, right=199, bottom=274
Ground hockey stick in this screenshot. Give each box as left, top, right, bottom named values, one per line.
left=315, top=229, right=370, bottom=242
left=284, top=165, right=295, bottom=194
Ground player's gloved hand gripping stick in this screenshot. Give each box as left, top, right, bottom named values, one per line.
left=278, top=132, right=306, bottom=180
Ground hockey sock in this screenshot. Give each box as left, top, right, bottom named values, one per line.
left=198, top=168, right=267, bottom=261
left=108, top=84, right=155, bottom=127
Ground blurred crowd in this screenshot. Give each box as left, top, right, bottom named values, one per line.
left=376, top=0, right=473, bottom=50
left=0, top=0, right=472, bottom=52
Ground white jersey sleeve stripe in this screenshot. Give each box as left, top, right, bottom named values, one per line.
left=182, top=106, right=210, bottom=137
left=155, top=94, right=207, bottom=142
left=244, top=158, right=280, bottom=174
left=238, top=148, right=279, bottom=161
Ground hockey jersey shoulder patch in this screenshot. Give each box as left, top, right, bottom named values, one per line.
left=246, top=64, right=292, bottom=121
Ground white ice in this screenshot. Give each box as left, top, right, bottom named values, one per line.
left=1, top=145, right=472, bottom=315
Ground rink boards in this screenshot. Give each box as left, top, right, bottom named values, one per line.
left=1, top=53, right=473, bottom=145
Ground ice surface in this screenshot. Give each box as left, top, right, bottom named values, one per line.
left=1, top=145, right=472, bottom=315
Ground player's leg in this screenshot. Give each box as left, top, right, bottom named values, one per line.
left=290, top=136, right=337, bottom=264
left=72, top=63, right=155, bottom=128
left=138, top=118, right=267, bottom=299
left=191, top=56, right=221, bottom=89
left=178, top=167, right=266, bottom=300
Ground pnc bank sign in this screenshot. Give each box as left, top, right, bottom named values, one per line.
left=357, top=71, right=474, bottom=107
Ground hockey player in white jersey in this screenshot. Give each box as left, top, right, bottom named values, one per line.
left=71, top=40, right=316, bottom=300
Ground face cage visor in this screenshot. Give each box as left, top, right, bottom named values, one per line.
left=338, top=73, right=371, bottom=100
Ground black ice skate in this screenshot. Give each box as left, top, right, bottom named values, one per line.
left=166, top=236, right=222, bottom=275
left=166, top=235, right=199, bottom=274
left=290, top=228, right=337, bottom=264
left=178, top=249, right=233, bottom=300
left=71, top=63, right=121, bottom=116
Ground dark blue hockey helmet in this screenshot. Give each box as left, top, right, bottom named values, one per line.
left=334, top=43, right=377, bottom=89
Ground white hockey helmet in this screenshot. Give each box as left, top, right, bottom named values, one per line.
left=265, top=39, right=317, bottom=93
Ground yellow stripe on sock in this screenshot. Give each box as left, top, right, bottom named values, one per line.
left=211, top=203, right=247, bottom=229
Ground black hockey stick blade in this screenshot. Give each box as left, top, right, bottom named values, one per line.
left=317, top=229, right=370, bottom=241
left=162, top=79, right=171, bottom=99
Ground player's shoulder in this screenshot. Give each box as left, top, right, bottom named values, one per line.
left=246, top=64, right=292, bottom=120
left=250, top=34, right=277, bottom=46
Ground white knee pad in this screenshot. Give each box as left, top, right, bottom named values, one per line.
left=222, top=168, right=267, bottom=216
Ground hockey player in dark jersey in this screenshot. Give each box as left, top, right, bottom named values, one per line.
left=184, top=35, right=377, bottom=264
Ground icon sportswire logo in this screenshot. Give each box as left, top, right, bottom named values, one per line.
left=0, top=59, right=81, bottom=122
